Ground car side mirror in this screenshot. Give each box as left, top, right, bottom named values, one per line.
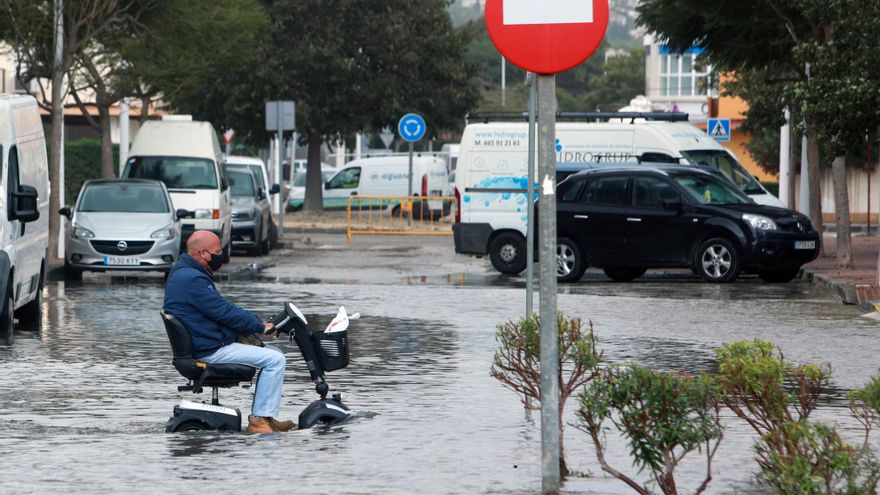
left=258, top=187, right=267, bottom=200
left=59, top=206, right=72, bottom=219
left=662, top=198, right=683, bottom=212
left=176, top=208, right=192, bottom=220
left=11, top=185, right=39, bottom=223
left=269, top=183, right=281, bottom=195
left=325, top=181, right=333, bottom=189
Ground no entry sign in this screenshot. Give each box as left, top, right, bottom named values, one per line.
left=485, top=0, right=609, bottom=74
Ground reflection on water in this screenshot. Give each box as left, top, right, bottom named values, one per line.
left=0, top=275, right=876, bottom=494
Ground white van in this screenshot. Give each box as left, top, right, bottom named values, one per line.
left=123, top=119, right=233, bottom=261
left=312, top=156, right=450, bottom=212
left=453, top=120, right=783, bottom=274
left=0, top=95, right=49, bottom=330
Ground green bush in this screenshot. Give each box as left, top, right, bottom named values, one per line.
left=576, top=366, right=723, bottom=495
left=47, top=139, right=119, bottom=205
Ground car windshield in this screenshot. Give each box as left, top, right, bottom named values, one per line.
left=78, top=183, right=169, bottom=213
left=674, top=173, right=752, bottom=205
left=124, top=156, right=217, bottom=190
left=245, top=164, right=266, bottom=189
left=681, top=150, right=765, bottom=195
left=293, top=170, right=335, bottom=187
left=228, top=170, right=255, bottom=197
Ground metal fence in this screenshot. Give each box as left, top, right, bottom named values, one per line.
left=346, top=195, right=456, bottom=242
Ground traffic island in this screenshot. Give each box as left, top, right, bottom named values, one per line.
left=801, top=235, right=880, bottom=308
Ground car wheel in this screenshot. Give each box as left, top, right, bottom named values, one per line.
left=391, top=205, right=402, bottom=218
left=603, top=266, right=647, bottom=283
left=556, top=237, right=586, bottom=283
left=222, top=241, right=231, bottom=262
left=64, top=261, right=83, bottom=281
left=489, top=232, right=527, bottom=275
left=697, top=237, right=741, bottom=283
left=758, top=267, right=801, bottom=283
left=0, top=287, right=14, bottom=334
left=16, top=265, right=43, bottom=324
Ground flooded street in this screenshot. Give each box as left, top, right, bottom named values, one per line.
left=1, top=235, right=877, bottom=494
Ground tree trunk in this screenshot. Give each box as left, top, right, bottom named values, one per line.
left=806, top=121, right=824, bottom=255
left=140, top=95, right=150, bottom=124
left=831, top=156, right=854, bottom=269
left=788, top=125, right=799, bottom=211
left=98, top=104, right=114, bottom=178
left=48, top=70, right=63, bottom=262
left=304, top=131, right=324, bottom=212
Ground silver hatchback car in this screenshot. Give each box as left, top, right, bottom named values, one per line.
left=59, top=179, right=188, bottom=279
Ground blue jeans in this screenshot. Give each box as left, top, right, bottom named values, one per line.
left=202, top=343, right=286, bottom=418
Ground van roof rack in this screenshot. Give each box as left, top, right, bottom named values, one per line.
left=465, top=111, right=690, bottom=124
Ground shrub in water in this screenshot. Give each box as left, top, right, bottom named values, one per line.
left=490, top=313, right=601, bottom=476
left=575, top=365, right=723, bottom=495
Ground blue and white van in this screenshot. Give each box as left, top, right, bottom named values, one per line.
left=453, top=120, right=783, bottom=274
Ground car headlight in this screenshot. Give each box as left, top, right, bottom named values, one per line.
left=194, top=209, right=220, bottom=219
left=72, top=224, right=95, bottom=239
left=743, top=213, right=778, bottom=231
left=232, top=210, right=254, bottom=220
left=151, top=226, right=175, bottom=240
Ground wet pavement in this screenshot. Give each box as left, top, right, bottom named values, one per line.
left=1, top=234, right=878, bottom=494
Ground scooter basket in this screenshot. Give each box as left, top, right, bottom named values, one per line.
left=311, top=330, right=349, bottom=372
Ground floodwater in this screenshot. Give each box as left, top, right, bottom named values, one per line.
left=0, top=253, right=878, bottom=494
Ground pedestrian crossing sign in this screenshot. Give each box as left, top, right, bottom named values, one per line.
left=707, top=118, right=731, bottom=142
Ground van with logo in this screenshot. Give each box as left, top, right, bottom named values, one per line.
left=123, top=118, right=233, bottom=261
left=312, top=155, right=450, bottom=214
left=453, top=117, right=783, bottom=274
left=0, top=95, right=49, bottom=331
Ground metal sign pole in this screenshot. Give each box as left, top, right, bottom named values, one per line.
left=408, top=141, right=414, bottom=226
left=276, top=106, right=283, bottom=229
left=537, top=73, right=560, bottom=493
left=526, top=74, right=537, bottom=317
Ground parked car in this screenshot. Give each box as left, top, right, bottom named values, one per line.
left=226, top=167, right=271, bottom=256
left=226, top=155, right=280, bottom=249
left=0, top=95, right=49, bottom=331
left=545, top=167, right=819, bottom=284
left=122, top=116, right=233, bottom=262
left=59, top=179, right=186, bottom=279
left=286, top=168, right=337, bottom=211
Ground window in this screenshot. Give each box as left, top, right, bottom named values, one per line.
left=125, top=157, right=218, bottom=190
left=247, top=165, right=266, bottom=189
left=640, top=152, right=678, bottom=164
left=674, top=174, right=750, bottom=205
left=634, top=177, right=680, bottom=208
left=559, top=180, right=584, bottom=203
left=681, top=150, right=764, bottom=195
left=7, top=146, right=19, bottom=220
left=228, top=170, right=256, bottom=197
left=581, top=177, right=628, bottom=206
left=78, top=183, right=170, bottom=213
left=327, top=167, right=361, bottom=189
left=659, top=51, right=712, bottom=97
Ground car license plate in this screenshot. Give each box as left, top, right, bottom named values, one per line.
left=104, top=256, right=140, bottom=266
left=794, top=240, right=816, bottom=250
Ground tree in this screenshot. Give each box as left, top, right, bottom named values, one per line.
left=0, top=0, right=138, bottom=261
left=266, top=0, right=481, bottom=211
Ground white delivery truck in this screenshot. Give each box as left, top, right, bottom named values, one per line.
left=317, top=155, right=450, bottom=214
left=0, top=95, right=49, bottom=331
left=123, top=118, right=233, bottom=261
left=453, top=116, right=783, bottom=274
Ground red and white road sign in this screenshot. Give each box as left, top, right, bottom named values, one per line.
left=223, top=129, right=235, bottom=145
left=485, top=0, right=609, bottom=74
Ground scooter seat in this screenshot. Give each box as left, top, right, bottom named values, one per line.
left=195, top=362, right=257, bottom=384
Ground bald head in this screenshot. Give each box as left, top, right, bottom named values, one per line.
left=187, top=230, right=222, bottom=272
left=187, top=230, right=221, bottom=255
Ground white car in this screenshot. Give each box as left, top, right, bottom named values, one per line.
left=123, top=117, right=233, bottom=261
left=60, top=180, right=185, bottom=279
left=286, top=168, right=337, bottom=211
left=0, top=95, right=49, bottom=331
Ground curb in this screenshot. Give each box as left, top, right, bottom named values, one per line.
left=799, top=268, right=860, bottom=305
left=282, top=227, right=347, bottom=235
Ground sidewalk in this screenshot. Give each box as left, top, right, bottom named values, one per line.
left=802, top=235, right=880, bottom=306
left=281, top=211, right=348, bottom=233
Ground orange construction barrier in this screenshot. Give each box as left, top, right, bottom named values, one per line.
left=347, top=195, right=456, bottom=242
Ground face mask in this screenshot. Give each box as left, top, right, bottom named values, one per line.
left=207, top=252, right=223, bottom=271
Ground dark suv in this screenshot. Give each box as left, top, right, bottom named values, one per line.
left=551, top=167, right=820, bottom=283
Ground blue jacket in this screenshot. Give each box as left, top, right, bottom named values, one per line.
left=163, top=254, right=264, bottom=359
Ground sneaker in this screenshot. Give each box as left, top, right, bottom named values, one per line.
left=247, top=415, right=275, bottom=434
left=268, top=418, right=296, bottom=432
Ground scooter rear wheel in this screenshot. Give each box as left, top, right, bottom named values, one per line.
left=174, top=420, right=210, bottom=432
